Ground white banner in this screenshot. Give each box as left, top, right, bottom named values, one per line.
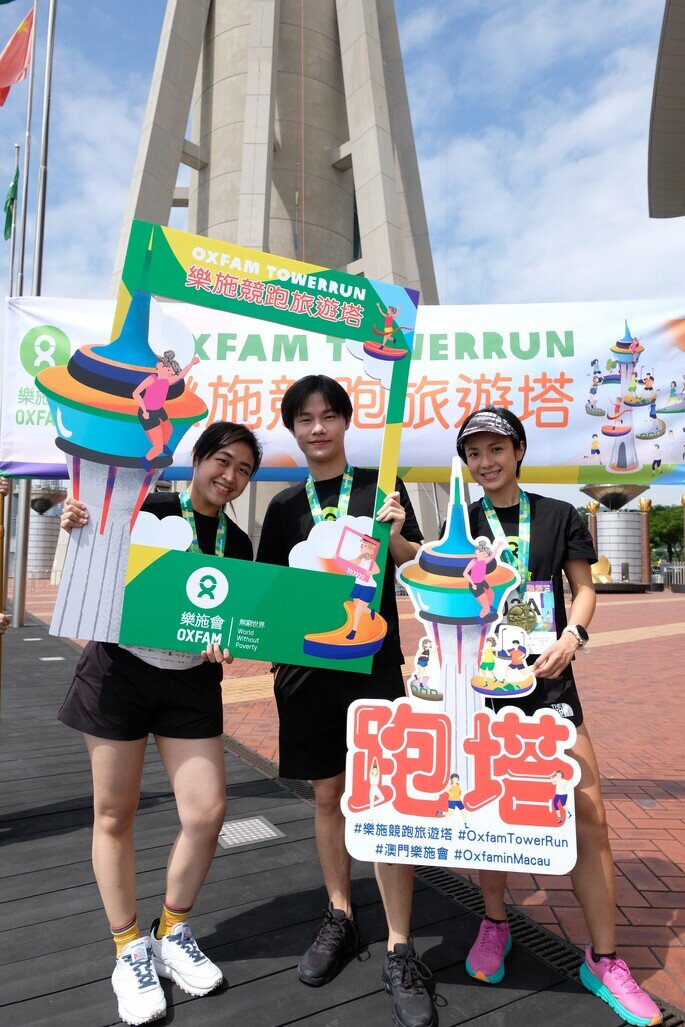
left=2, top=296, right=685, bottom=483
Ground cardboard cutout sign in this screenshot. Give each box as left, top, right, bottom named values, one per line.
left=37, top=222, right=418, bottom=668
left=343, top=458, right=580, bottom=873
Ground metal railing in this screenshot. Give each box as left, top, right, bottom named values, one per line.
left=658, top=563, right=685, bottom=587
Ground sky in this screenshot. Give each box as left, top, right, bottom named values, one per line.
left=0, top=0, right=682, bottom=507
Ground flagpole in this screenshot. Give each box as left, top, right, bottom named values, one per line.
left=31, top=0, right=55, bottom=296
left=15, top=0, right=36, bottom=299
left=7, top=142, right=19, bottom=295
left=11, top=2, right=37, bottom=628
left=13, top=0, right=57, bottom=630
left=1, top=144, right=19, bottom=615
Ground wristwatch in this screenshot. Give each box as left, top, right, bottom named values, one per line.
left=563, top=624, right=589, bottom=651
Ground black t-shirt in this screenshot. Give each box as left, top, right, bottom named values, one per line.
left=468, top=493, right=596, bottom=688
left=256, top=467, right=422, bottom=668
left=142, top=492, right=253, bottom=561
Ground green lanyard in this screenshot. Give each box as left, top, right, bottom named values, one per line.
left=481, top=491, right=531, bottom=582
left=305, top=463, right=354, bottom=524
left=179, top=489, right=227, bottom=557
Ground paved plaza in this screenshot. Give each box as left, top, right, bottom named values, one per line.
left=5, top=583, right=685, bottom=1019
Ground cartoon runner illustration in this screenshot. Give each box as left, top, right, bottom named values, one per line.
left=629, top=336, right=640, bottom=363
left=463, top=539, right=505, bottom=619
left=587, top=374, right=602, bottom=409
left=551, top=769, right=571, bottom=824
left=499, top=637, right=528, bottom=670
left=437, top=774, right=467, bottom=825
left=651, top=444, right=662, bottom=474
left=416, top=636, right=432, bottom=672
left=480, top=636, right=497, bottom=673
left=345, top=535, right=380, bottom=640
left=374, top=301, right=400, bottom=349
left=132, top=350, right=199, bottom=466
left=583, top=433, right=601, bottom=461
left=369, top=756, right=384, bottom=808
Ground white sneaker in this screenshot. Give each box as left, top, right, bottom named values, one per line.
left=150, top=919, right=224, bottom=997
left=111, top=936, right=166, bottom=1026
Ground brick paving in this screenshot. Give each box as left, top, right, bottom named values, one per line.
left=15, top=583, right=685, bottom=1012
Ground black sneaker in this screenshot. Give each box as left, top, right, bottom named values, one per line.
left=382, top=940, right=436, bottom=1027
left=297, top=902, right=361, bottom=987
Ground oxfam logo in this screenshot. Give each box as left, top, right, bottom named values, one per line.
left=20, top=325, right=71, bottom=376
left=186, top=566, right=229, bottom=609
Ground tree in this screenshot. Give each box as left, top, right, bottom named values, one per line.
left=650, top=505, right=684, bottom=562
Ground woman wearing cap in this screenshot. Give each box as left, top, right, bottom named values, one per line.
left=455, top=406, right=661, bottom=1027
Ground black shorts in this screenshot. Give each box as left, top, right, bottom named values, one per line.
left=137, top=407, right=168, bottom=430
left=58, top=642, right=224, bottom=741
left=487, top=672, right=584, bottom=728
left=470, top=580, right=489, bottom=598
left=275, top=663, right=405, bottom=781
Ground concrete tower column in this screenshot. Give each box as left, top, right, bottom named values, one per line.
left=111, top=0, right=211, bottom=293
left=189, top=1, right=356, bottom=269
left=115, top=0, right=437, bottom=300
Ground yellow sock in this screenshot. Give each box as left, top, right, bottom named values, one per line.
left=157, top=901, right=192, bottom=939
left=111, top=915, right=140, bottom=957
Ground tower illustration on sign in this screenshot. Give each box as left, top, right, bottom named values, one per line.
left=35, top=291, right=207, bottom=642
left=600, top=321, right=650, bottom=474
left=398, top=458, right=520, bottom=789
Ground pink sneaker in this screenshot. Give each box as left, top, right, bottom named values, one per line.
left=465, top=919, right=511, bottom=983
left=579, top=945, right=663, bottom=1026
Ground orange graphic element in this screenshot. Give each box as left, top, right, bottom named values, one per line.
left=518, top=371, right=574, bottom=428
left=338, top=377, right=387, bottom=428
left=206, top=375, right=263, bottom=428
left=404, top=376, right=451, bottom=430
left=456, top=372, right=514, bottom=427
left=463, top=709, right=574, bottom=827
left=347, top=701, right=451, bottom=817
left=303, top=600, right=387, bottom=659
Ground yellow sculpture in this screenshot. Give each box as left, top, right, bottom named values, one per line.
left=591, top=555, right=614, bottom=584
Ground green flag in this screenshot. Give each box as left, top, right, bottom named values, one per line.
left=3, top=166, right=17, bottom=241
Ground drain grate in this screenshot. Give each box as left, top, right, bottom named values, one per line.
left=218, top=816, right=285, bottom=850
left=23, top=637, right=42, bottom=641
left=417, top=865, right=683, bottom=1024
left=39, top=656, right=65, bottom=662
left=223, top=735, right=684, bottom=1023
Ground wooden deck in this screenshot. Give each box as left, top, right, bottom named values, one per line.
left=0, top=622, right=629, bottom=1026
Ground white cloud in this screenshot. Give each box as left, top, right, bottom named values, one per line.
left=406, top=5, right=681, bottom=306
left=40, top=56, right=147, bottom=298
left=0, top=44, right=147, bottom=300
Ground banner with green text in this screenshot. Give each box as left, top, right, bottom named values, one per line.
left=3, top=295, right=685, bottom=485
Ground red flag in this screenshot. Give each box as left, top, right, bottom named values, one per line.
left=0, top=8, right=33, bottom=107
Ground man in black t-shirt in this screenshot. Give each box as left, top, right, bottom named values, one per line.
left=257, top=376, right=435, bottom=1027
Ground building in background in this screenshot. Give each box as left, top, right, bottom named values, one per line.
left=112, top=0, right=442, bottom=545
